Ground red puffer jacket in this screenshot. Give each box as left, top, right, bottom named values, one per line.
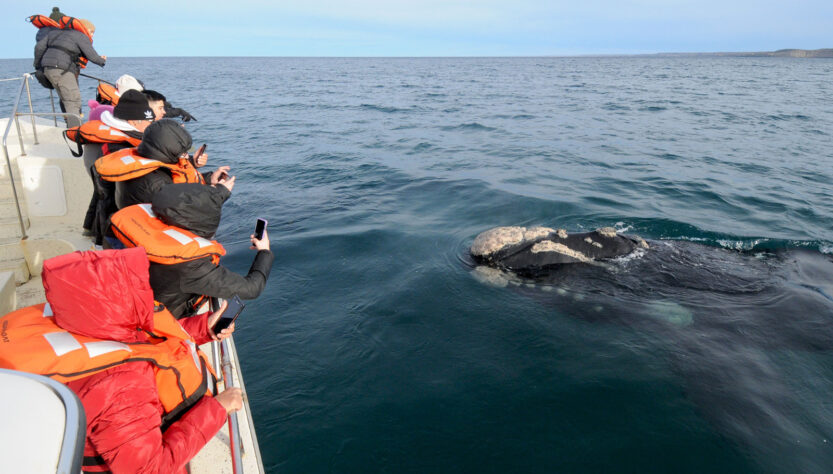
left=41, top=248, right=226, bottom=473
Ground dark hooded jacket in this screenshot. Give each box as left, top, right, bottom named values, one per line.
left=116, top=119, right=205, bottom=209
left=34, top=28, right=105, bottom=75
left=148, top=183, right=274, bottom=319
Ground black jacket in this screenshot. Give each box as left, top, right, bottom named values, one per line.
left=147, top=183, right=274, bottom=319
left=116, top=119, right=194, bottom=209
left=34, top=28, right=105, bottom=74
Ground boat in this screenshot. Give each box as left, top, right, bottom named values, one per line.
left=0, top=73, right=265, bottom=473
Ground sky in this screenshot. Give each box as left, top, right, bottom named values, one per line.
left=2, top=1, right=831, bottom=58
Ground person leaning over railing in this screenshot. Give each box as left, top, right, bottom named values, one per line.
left=110, top=183, right=274, bottom=319
left=94, top=119, right=229, bottom=211
left=66, top=90, right=155, bottom=247
left=0, top=248, right=242, bottom=473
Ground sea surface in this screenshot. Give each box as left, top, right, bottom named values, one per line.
left=2, top=56, right=833, bottom=473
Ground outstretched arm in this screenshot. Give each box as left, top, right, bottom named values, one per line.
left=179, top=250, right=274, bottom=301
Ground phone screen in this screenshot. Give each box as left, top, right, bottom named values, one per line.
left=255, top=218, right=268, bottom=240
left=213, top=295, right=245, bottom=332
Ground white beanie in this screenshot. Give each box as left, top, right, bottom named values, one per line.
left=116, top=75, right=144, bottom=95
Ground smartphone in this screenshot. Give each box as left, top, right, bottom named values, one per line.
left=213, top=294, right=245, bottom=332
left=255, top=218, right=268, bottom=240
left=194, top=143, right=206, bottom=161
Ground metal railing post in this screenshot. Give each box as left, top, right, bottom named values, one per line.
left=3, top=75, right=31, bottom=239
left=221, top=339, right=244, bottom=474
left=23, top=74, right=38, bottom=144
left=49, top=89, right=57, bottom=126
left=212, top=340, right=222, bottom=383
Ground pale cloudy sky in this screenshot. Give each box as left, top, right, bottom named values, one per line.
left=2, top=1, right=831, bottom=58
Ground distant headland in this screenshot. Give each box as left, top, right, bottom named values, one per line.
left=651, top=48, right=833, bottom=58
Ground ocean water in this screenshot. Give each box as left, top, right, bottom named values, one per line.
left=2, top=56, right=833, bottom=473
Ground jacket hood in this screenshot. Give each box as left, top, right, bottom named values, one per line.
left=151, top=183, right=230, bottom=239
left=42, top=248, right=155, bottom=343
left=136, top=118, right=192, bottom=164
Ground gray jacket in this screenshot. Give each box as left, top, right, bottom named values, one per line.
left=34, top=28, right=105, bottom=75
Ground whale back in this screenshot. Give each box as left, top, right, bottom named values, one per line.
left=471, top=226, right=643, bottom=275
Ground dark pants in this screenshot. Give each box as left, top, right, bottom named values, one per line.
left=91, top=170, right=117, bottom=247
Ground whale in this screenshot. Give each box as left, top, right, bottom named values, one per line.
left=470, top=225, right=648, bottom=276
left=468, top=225, right=833, bottom=468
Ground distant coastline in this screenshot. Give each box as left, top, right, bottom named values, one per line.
left=649, top=48, right=833, bottom=58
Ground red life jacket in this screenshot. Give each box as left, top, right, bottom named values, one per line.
left=63, top=120, right=142, bottom=147
left=110, top=203, right=226, bottom=265
left=94, top=148, right=206, bottom=185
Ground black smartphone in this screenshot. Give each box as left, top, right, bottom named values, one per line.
left=255, top=218, right=268, bottom=240
left=213, top=295, right=245, bottom=332
left=194, top=143, right=206, bottom=161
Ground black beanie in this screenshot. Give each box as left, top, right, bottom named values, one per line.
left=113, top=90, right=155, bottom=121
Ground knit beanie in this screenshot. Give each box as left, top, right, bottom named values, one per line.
left=113, top=90, right=155, bottom=121
left=116, top=75, right=144, bottom=94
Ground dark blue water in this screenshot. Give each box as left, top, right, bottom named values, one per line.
left=3, top=57, right=833, bottom=473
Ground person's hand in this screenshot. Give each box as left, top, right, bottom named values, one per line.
left=101, top=55, right=107, bottom=61
left=196, top=151, right=209, bottom=168
left=217, top=175, right=235, bottom=193
left=207, top=300, right=236, bottom=341
left=210, top=166, right=230, bottom=185
left=215, top=387, right=243, bottom=414
left=250, top=228, right=270, bottom=251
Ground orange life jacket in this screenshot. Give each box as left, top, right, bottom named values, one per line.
left=94, top=148, right=206, bottom=185
left=96, top=82, right=119, bottom=105
left=58, top=16, right=93, bottom=43
left=30, top=15, right=93, bottom=68
left=0, top=302, right=215, bottom=426
left=27, top=14, right=60, bottom=29
left=63, top=120, right=142, bottom=147
left=110, top=204, right=226, bottom=265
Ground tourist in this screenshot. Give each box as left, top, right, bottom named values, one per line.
left=95, top=119, right=229, bottom=209
left=110, top=183, right=274, bottom=319
left=0, top=248, right=241, bottom=473
left=33, top=19, right=106, bottom=128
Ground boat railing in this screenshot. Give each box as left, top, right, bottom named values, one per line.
left=2, top=73, right=80, bottom=240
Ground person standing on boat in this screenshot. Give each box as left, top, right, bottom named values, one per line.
left=0, top=248, right=243, bottom=473
left=33, top=18, right=106, bottom=128
left=110, top=183, right=274, bottom=319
